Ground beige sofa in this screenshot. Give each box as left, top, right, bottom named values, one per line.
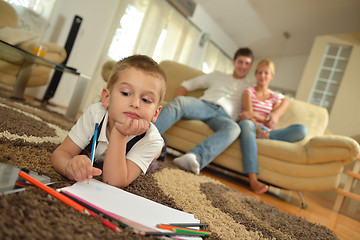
left=102, top=59, right=360, bottom=192
left=0, top=0, right=67, bottom=88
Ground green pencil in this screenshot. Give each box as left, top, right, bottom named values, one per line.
left=172, top=228, right=211, bottom=237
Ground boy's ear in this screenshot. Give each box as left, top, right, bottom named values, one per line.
left=151, top=105, right=162, bottom=122
left=101, top=88, right=110, bottom=108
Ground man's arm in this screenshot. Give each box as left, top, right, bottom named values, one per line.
left=174, top=85, right=188, bottom=97
left=176, top=73, right=213, bottom=98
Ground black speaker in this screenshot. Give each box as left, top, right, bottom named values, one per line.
left=42, top=15, right=83, bottom=102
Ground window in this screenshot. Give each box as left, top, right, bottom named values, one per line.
left=107, top=0, right=200, bottom=66
left=106, top=0, right=232, bottom=72
left=107, top=1, right=147, bottom=61
left=5, top=0, right=56, bottom=38
left=308, top=45, right=352, bottom=113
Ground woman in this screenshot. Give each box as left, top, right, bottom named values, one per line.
left=239, top=59, right=307, bottom=194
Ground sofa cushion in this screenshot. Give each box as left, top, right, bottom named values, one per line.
left=275, top=99, right=328, bottom=140
left=159, top=60, right=204, bottom=102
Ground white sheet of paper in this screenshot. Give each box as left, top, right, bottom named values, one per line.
left=60, top=179, right=200, bottom=234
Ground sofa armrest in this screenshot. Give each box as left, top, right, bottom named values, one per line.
left=307, top=135, right=359, bottom=164
left=101, top=60, right=116, bottom=82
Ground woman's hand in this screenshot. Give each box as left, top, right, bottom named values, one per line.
left=264, top=112, right=280, bottom=129
left=256, top=127, right=269, bottom=139
left=239, top=111, right=254, bottom=121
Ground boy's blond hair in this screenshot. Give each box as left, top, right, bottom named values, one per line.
left=255, top=59, right=275, bottom=76
left=107, top=55, right=167, bottom=105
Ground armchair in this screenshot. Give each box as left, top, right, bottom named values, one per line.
left=0, top=0, right=66, bottom=89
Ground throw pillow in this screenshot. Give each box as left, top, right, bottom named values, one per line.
left=0, top=26, right=37, bottom=45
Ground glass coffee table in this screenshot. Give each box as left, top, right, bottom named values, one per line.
left=0, top=40, right=89, bottom=119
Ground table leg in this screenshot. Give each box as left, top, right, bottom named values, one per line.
left=11, top=61, right=33, bottom=100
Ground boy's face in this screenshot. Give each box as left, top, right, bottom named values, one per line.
left=232, top=56, right=252, bottom=79
left=102, top=67, right=162, bottom=127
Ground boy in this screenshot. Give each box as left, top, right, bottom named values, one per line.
left=51, top=55, right=166, bottom=188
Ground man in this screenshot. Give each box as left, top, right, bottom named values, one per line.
left=154, top=48, right=254, bottom=174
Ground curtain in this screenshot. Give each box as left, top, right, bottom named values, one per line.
left=201, top=41, right=233, bottom=74
left=133, top=0, right=200, bottom=64
left=82, top=0, right=231, bottom=111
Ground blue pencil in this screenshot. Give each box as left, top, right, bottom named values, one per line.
left=90, top=123, right=99, bottom=166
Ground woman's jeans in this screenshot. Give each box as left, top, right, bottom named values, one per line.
left=239, top=120, right=307, bottom=174
left=154, top=96, right=240, bottom=169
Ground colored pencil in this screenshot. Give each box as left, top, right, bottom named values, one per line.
left=61, top=190, right=156, bottom=232
left=138, top=231, right=206, bottom=237
left=167, top=222, right=209, bottom=227
left=19, top=171, right=86, bottom=212
left=156, top=224, right=211, bottom=236
left=61, top=191, right=204, bottom=237
left=60, top=190, right=129, bottom=229
left=90, top=123, right=99, bottom=166
left=18, top=171, right=121, bottom=232
left=172, top=228, right=211, bottom=236
left=88, top=123, right=99, bottom=183
left=86, top=209, right=122, bottom=232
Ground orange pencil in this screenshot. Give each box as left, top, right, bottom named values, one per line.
left=156, top=224, right=211, bottom=236
left=18, top=171, right=121, bottom=232
left=18, top=171, right=86, bottom=212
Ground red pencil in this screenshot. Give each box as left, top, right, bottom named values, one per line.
left=18, top=171, right=121, bottom=232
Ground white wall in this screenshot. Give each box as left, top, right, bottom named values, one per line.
left=24, top=0, right=305, bottom=111
left=25, top=0, right=119, bottom=107
left=189, top=5, right=238, bottom=63
left=268, top=55, right=308, bottom=95
left=190, top=4, right=307, bottom=96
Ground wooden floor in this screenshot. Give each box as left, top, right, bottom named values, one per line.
left=198, top=163, right=360, bottom=240
left=2, top=89, right=359, bottom=240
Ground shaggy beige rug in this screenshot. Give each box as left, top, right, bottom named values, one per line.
left=0, top=96, right=339, bottom=239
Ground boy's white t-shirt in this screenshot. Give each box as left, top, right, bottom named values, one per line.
left=68, top=102, right=163, bottom=174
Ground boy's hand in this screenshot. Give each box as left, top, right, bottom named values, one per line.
left=64, top=155, right=102, bottom=182
left=114, top=117, right=149, bottom=136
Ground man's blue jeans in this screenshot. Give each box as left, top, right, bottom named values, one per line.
left=154, top=96, right=240, bottom=169
left=239, top=120, right=307, bottom=174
